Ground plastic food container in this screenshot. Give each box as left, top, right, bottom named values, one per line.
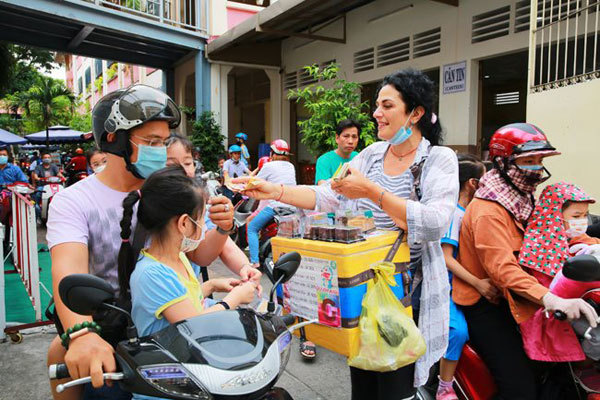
left=334, top=226, right=364, bottom=243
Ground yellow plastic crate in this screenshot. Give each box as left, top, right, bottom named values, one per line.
left=272, top=231, right=410, bottom=357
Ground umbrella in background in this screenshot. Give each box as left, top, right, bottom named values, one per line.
left=25, top=125, right=91, bottom=144
left=0, top=128, right=27, bottom=146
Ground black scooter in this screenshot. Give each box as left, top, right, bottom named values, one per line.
left=49, top=252, right=315, bottom=399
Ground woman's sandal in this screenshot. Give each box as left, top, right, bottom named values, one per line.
left=299, top=341, right=317, bottom=360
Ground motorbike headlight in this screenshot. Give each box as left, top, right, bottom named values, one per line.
left=277, top=331, right=292, bottom=376
left=139, top=364, right=211, bottom=400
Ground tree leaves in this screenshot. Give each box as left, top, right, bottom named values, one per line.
left=287, top=62, right=375, bottom=157
left=187, top=110, right=226, bottom=172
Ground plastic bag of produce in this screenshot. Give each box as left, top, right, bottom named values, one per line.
left=347, top=261, right=426, bottom=371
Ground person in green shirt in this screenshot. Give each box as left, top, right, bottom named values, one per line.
left=315, top=119, right=360, bottom=185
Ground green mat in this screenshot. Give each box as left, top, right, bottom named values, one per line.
left=4, top=246, right=53, bottom=324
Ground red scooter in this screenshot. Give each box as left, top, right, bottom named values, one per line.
left=453, top=255, right=600, bottom=400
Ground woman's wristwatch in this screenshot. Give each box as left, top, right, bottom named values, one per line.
left=216, top=223, right=236, bottom=235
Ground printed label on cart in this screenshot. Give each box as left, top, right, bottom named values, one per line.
left=282, top=256, right=341, bottom=327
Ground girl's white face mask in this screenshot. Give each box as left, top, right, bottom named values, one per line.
left=180, top=215, right=206, bottom=253
left=566, top=218, right=588, bottom=238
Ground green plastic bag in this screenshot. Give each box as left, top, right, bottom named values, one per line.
left=347, top=262, right=426, bottom=371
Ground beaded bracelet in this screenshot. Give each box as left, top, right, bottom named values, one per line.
left=60, top=321, right=102, bottom=349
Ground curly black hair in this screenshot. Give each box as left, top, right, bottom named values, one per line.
left=378, top=68, right=442, bottom=146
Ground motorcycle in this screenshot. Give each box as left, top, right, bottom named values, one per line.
left=49, top=252, right=314, bottom=400
left=231, top=198, right=294, bottom=269
left=200, top=171, right=223, bottom=198
left=453, top=255, right=600, bottom=400
left=36, top=176, right=65, bottom=225
left=64, top=162, right=88, bottom=187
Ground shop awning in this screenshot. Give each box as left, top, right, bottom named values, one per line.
left=207, top=0, right=376, bottom=66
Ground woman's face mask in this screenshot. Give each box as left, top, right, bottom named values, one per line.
left=387, top=109, right=415, bottom=146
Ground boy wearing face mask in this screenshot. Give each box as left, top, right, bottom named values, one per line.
left=518, top=182, right=599, bottom=362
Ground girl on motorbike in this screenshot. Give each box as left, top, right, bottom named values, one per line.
left=234, top=68, right=458, bottom=399
left=452, top=124, right=599, bottom=400
left=165, top=134, right=262, bottom=292
left=118, top=166, right=257, bottom=400
left=438, top=154, right=495, bottom=400
left=518, top=182, right=600, bottom=362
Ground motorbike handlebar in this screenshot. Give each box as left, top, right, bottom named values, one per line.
left=554, top=310, right=567, bottom=321
left=281, top=314, right=296, bottom=326
left=49, top=363, right=70, bottom=380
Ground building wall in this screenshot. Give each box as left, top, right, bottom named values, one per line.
left=65, top=55, right=163, bottom=110
left=527, top=79, right=600, bottom=212
left=280, top=0, right=530, bottom=149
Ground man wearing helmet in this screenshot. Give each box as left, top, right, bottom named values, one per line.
left=452, top=123, right=598, bottom=400
left=235, top=132, right=251, bottom=168
left=46, top=85, right=261, bottom=400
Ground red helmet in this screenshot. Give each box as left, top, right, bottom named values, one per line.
left=258, top=156, right=271, bottom=170
left=488, top=123, right=560, bottom=159
left=270, top=139, right=290, bottom=155
left=75, top=147, right=84, bottom=155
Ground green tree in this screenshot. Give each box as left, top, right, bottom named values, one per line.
left=288, top=63, right=376, bottom=157
left=186, top=110, right=225, bottom=172
left=0, top=43, right=55, bottom=98
left=14, top=75, right=75, bottom=147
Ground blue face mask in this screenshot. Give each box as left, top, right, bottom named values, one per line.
left=517, top=165, right=544, bottom=171
left=0, top=155, right=7, bottom=165
left=387, top=110, right=415, bottom=145
left=130, top=142, right=167, bottom=178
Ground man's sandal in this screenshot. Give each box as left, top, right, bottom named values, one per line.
left=299, top=341, right=317, bottom=359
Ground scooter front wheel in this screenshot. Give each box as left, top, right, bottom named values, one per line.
left=259, top=387, right=293, bottom=400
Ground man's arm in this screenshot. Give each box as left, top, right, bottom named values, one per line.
left=51, top=243, right=116, bottom=388
left=31, top=171, right=39, bottom=186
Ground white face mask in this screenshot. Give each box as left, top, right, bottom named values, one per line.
left=180, top=215, right=206, bottom=253
left=93, top=164, right=106, bottom=174
left=566, top=218, right=588, bottom=238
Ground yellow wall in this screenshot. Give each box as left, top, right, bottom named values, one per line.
left=526, top=78, right=600, bottom=213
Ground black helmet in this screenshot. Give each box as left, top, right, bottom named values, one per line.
left=92, top=84, right=181, bottom=178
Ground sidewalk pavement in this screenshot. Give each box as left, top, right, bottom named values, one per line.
left=0, top=256, right=351, bottom=400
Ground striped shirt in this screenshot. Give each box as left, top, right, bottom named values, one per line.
left=356, top=156, right=423, bottom=265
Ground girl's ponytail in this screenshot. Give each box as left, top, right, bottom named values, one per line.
left=118, top=190, right=141, bottom=299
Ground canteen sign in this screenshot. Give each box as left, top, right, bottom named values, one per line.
left=443, top=61, right=467, bottom=94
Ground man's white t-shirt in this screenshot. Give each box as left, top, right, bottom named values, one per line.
left=47, top=175, right=136, bottom=293
left=257, top=160, right=296, bottom=209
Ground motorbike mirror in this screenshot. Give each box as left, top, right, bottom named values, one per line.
left=563, top=255, right=600, bottom=282
left=273, top=252, right=301, bottom=284
left=59, top=274, right=115, bottom=315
